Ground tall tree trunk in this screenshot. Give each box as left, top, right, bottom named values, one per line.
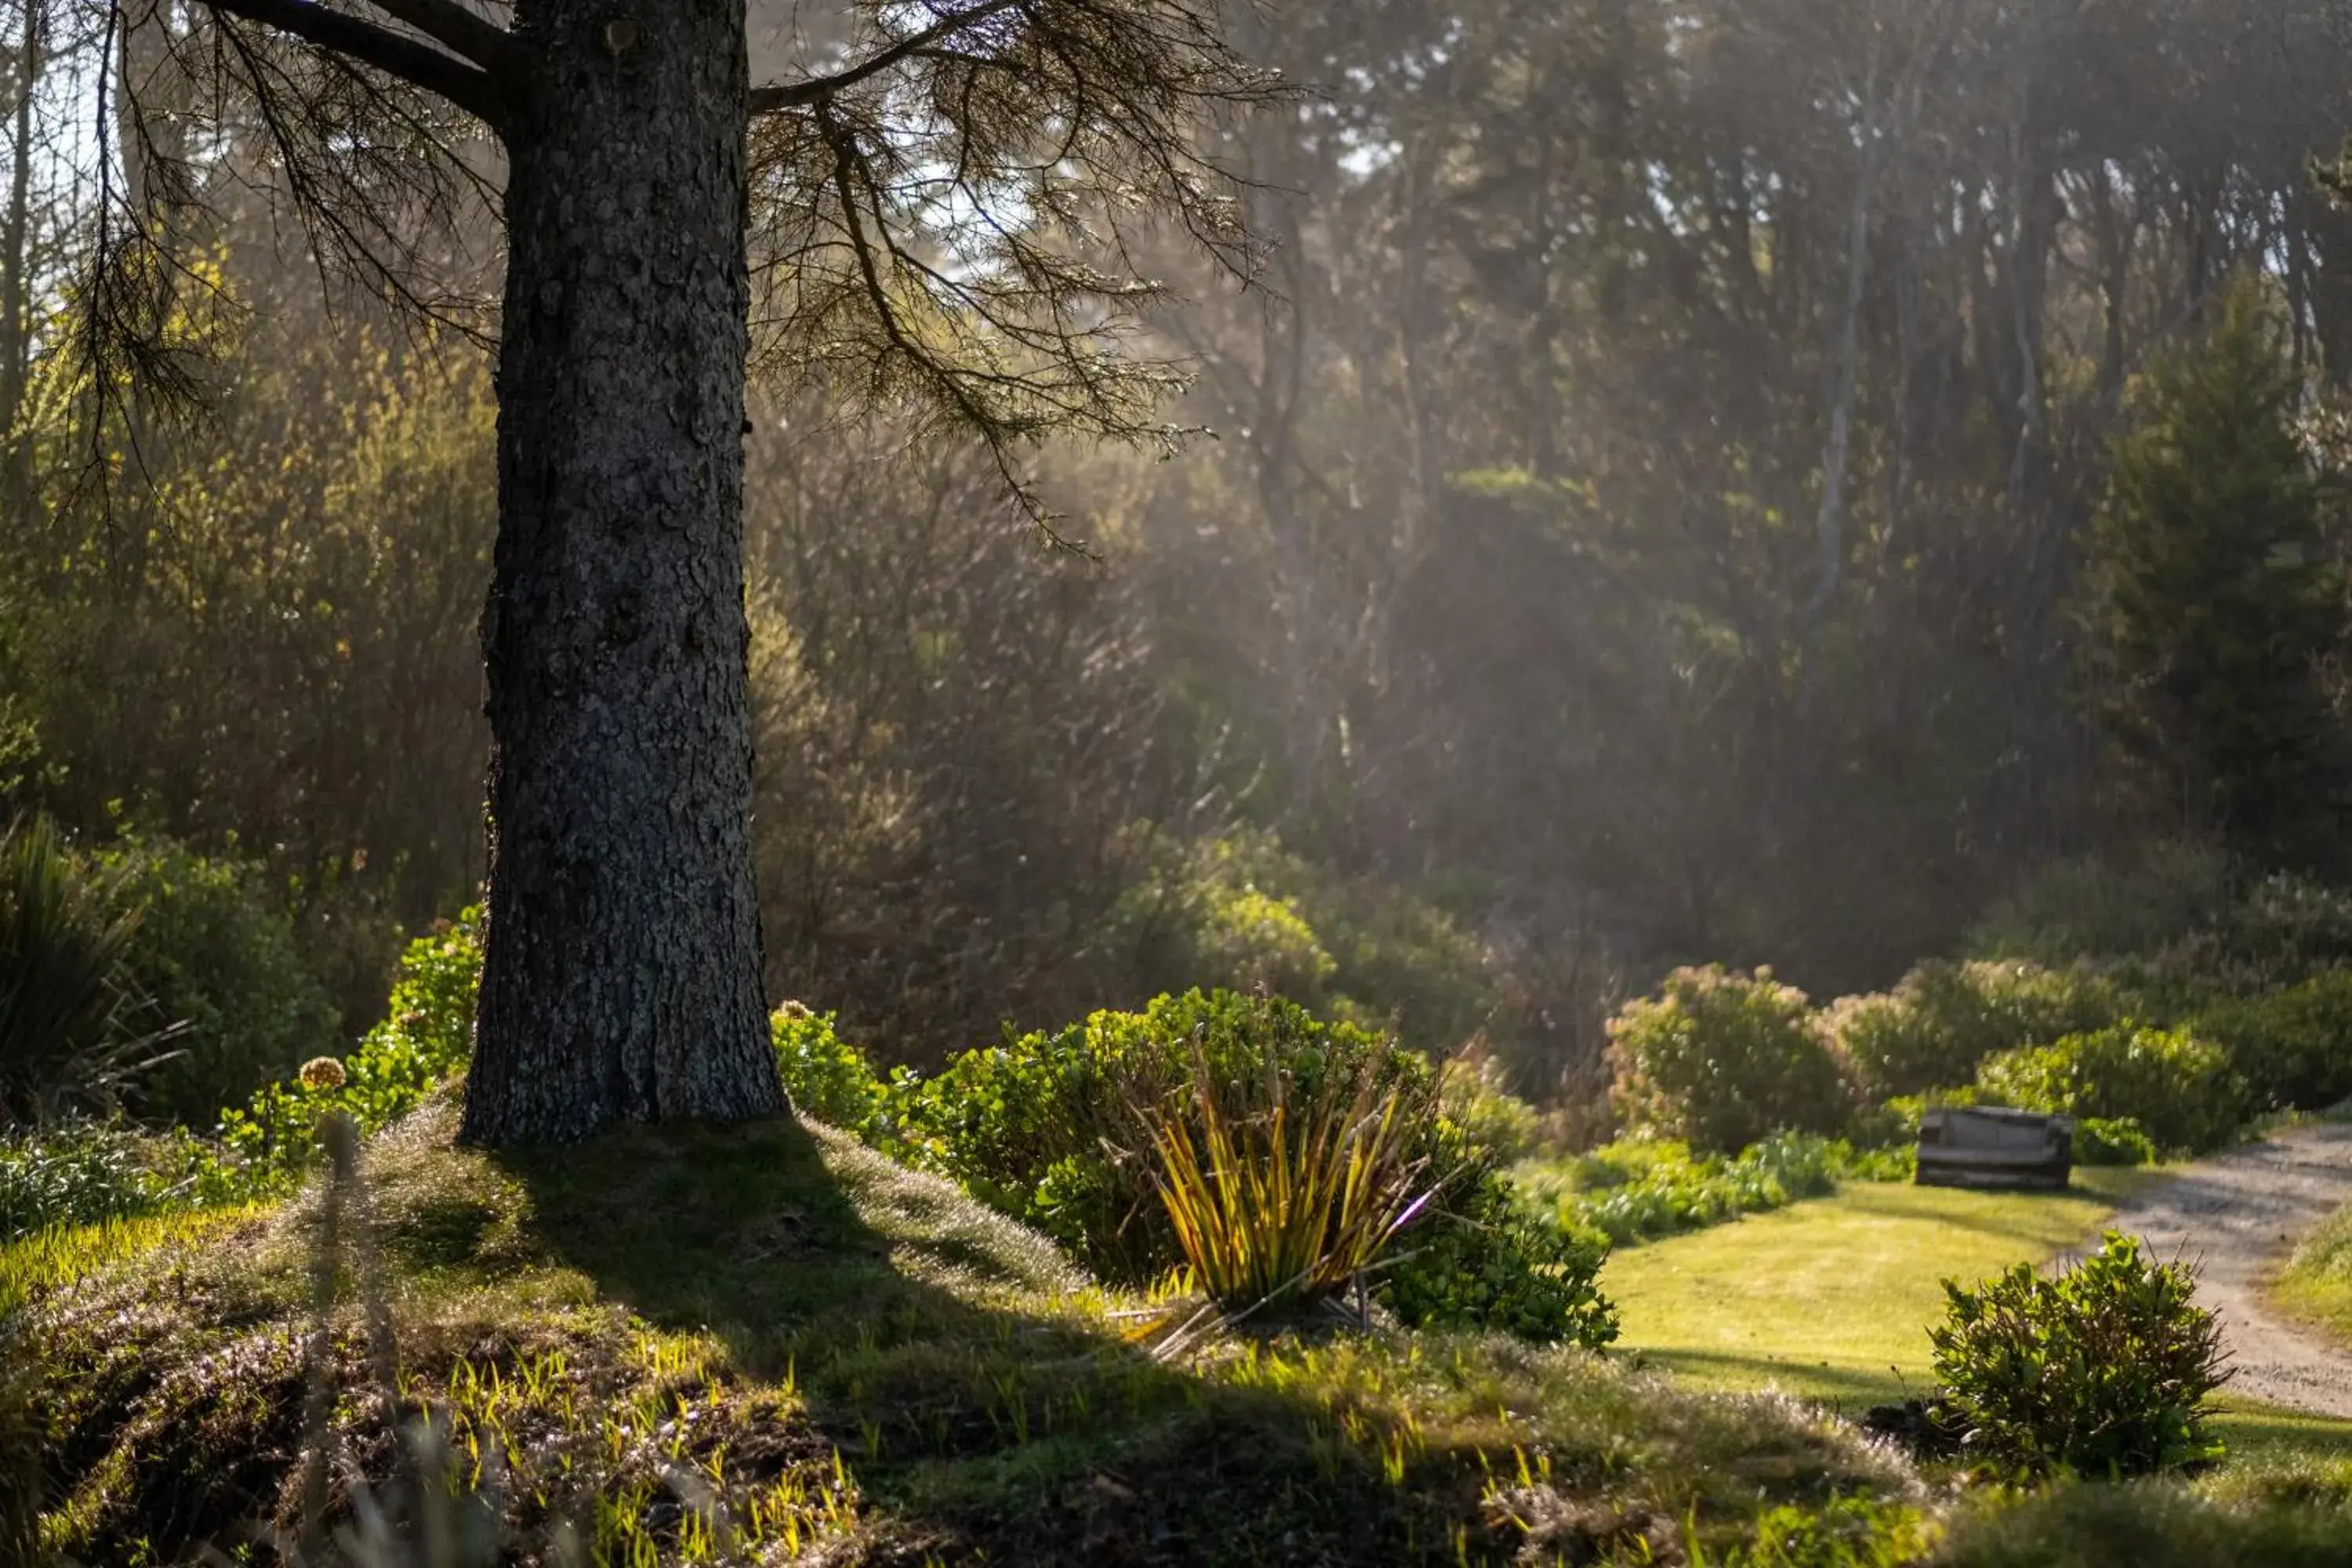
left=0, top=0, right=38, bottom=538
left=1806, top=60, right=1878, bottom=623
left=460, top=0, right=785, bottom=1145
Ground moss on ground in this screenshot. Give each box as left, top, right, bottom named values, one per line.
left=9, top=1094, right=1930, bottom=1566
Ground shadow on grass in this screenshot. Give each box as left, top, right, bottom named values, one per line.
left=2211, top=1403, right=2352, bottom=1468
left=487, top=1113, right=1484, bottom=1566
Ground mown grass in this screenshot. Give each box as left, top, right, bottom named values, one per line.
left=8, top=1091, right=1934, bottom=1566
left=1601, top=1171, right=2154, bottom=1410
left=1602, top=1166, right=2352, bottom=1486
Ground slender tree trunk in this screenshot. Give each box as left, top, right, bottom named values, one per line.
left=1806, top=88, right=1877, bottom=622
left=0, top=0, right=38, bottom=536
left=460, top=0, right=785, bottom=1145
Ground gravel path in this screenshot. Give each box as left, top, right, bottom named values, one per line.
left=2093, top=1120, right=2352, bottom=1418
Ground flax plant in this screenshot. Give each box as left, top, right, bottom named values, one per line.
left=1138, top=1036, right=1443, bottom=1321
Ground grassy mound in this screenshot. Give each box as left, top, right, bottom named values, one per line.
left=2275, top=1199, right=2352, bottom=1348
left=9, top=1094, right=1930, bottom=1566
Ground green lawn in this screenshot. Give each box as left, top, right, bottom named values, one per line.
left=1601, top=1167, right=2352, bottom=1468
left=1602, top=1171, right=2153, bottom=1410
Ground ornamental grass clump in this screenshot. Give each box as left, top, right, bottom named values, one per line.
left=1136, top=1034, right=1442, bottom=1319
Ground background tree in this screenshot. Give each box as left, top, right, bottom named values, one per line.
left=2076, top=275, right=2351, bottom=869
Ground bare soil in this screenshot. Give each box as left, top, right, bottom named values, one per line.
left=2094, top=1120, right=2352, bottom=1418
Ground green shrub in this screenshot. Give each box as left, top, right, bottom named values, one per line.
left=890, top=988, right=1612, bottom=1341
left=1109, top=829, right=1499, bottom=1055
left=0, top=815, right=166, bottom=1123
left=96, top=833, right=339, bottom=1127
left=1975, top=1025, right=2241, bottom=1155
left=885, top=989, right=1410, bottom=1279
left=2076, top=1117, right=2158, bottom=1167
left=771, top=1001, right=887, bottom=1138
left=1516, top=1132, right=1908, bottom=1247
left=2118, top=882, right=2352, bottom=1002
left=1439, top=1050, right=1542, bottom=1163
left=2220, top=873, right=2352, bottom=989
left=1293, top=868, right=1498, bottom=1054
left=0, top=1121, right=187, bottom=1241
left=1830, top=960, right=2125, bottom=1098
left=1378, top=1167, right=1616, bottom=1345
left=1105, top=836, right=1342, bottom=1007
left=1974, top=844, right=2352, bottom=1014
left=2189, top=971, right=2352, bottom=1112
left=1929, top=1231, right=2229, bottom=1479
left=216, top=908, right=481, bottom=1191
left=1968, top=840, right=2231, bottom=967
left=1608, top=967, right=1853, bottom=1153
left=1195, top=884, right=1338, bottom=1001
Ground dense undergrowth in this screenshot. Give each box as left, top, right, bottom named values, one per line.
left=1603, top=858, right=2352, bottom=1195
left=1515, top=1134, right=1911, bottom=1247
left=1, top=909, right=481, bottom=1245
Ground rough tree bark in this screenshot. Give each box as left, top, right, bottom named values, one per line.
left=457, top=0, right=785, bottom=1144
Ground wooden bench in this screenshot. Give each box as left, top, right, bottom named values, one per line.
left=1915, top=1105, right=2074, bottom=1192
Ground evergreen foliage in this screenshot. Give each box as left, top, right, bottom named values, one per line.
left=2077, top=276, right=2350, bottom=867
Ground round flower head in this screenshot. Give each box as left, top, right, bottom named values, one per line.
left=299, top=1056, right=348, bottom=1092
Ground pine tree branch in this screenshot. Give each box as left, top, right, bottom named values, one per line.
left=749, top=0, right=1026, bottom=114
left=195, top=0, right=506, bottom=126
left=357, top=0, right=517, bottom=75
